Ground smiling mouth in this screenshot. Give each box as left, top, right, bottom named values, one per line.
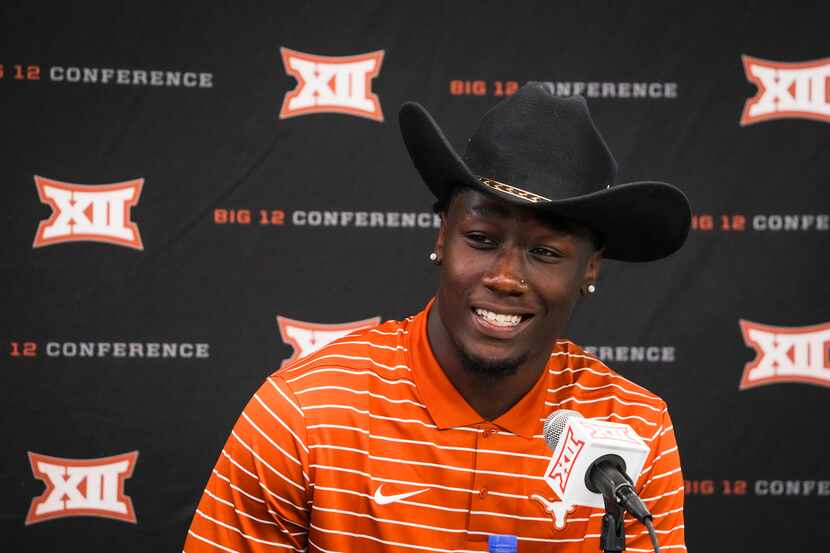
left=473, top=307, right=533, bottom=328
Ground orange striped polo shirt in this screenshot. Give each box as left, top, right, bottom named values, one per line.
left=184, top=302, right=686, bottom=552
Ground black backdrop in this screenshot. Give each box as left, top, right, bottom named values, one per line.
left=2, top=2, right=829, bottom=551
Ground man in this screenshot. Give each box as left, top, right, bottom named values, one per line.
left=184, top=82, right=690, bottom=552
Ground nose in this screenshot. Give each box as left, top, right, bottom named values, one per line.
left=482, top=247, right=527, bottom=296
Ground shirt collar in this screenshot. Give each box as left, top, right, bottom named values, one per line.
left=407, top=299, right=552, bottom=439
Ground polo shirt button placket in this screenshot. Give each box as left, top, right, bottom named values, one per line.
left=469, top=424, right=495, bottom=540
left=474, top=426, right=493, bottom=503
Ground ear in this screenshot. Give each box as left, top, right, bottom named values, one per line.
left=434, top=213, right=448, bottom=259
left=583, top=248, right=603, bottom=286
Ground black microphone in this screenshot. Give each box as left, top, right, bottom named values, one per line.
left=584, top=453, right=652, bottom=524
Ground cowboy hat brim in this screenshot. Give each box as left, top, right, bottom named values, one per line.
left=400, top=101, right=691, bottom=262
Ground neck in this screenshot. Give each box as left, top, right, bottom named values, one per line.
left=427, top=304, right=551, bottom=421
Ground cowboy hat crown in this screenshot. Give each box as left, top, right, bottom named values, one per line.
left=399, top=82, right=690, bottom=262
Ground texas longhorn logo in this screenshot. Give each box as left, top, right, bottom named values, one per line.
left=740, top=55, right=830, bottom=125
left=529, top=494, right=574, bottom=530
left=33, top=176, right=144, bottom=249
left=739, top=320, right=830, bottom=389
left=277, top=315, right=381, bottom=367
left=279, top=47, right=385, bottom=121
left=26, top=451, right=138, bottom=524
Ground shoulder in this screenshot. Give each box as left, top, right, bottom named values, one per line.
left=548, top=339, right=668, bottom=437
left=271, top=316, right=414, bottom=398
left=553, top=339, right=665, bottom=403
left=275, top=317, right=410, bottom=373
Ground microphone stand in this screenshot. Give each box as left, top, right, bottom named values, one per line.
left=599, top=489, right=625, bottom=553
left=587, top=456, right=631, bottom=553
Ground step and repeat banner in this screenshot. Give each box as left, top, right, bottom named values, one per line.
left=2, top=2, right=828, bottom=552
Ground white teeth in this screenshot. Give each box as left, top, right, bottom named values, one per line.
left=475, top=308, right=523, bottom=327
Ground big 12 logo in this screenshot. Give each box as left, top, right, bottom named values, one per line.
left=277, top=315, right=381, bottom=367
left=26, top=451, right=139, bottom=524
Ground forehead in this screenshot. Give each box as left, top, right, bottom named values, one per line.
left=446, top=189, right=601, bottom=252
left=449, top=188, right=556, bottom=228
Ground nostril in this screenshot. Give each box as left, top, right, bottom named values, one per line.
left=483, top=274, right=527, bottom=295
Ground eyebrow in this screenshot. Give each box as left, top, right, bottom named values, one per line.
left=467, top=202, right=511, bottom=219
left=466, top=201, right=586, bottom=240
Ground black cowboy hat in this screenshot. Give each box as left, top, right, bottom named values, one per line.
left=399, top=82, right=690, bottom=262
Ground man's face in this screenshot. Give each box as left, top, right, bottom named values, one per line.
left=432, top=189, right=601, bottom=377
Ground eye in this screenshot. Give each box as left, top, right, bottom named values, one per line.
left=530, top=246, right=563, bottom=261
left=464, top=232, right=497, bottom=249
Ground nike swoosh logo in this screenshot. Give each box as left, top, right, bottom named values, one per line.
left=372, top=484, right=430, bottom=505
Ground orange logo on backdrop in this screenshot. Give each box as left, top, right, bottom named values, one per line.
left=279, top=47, right=385, bottom=121
left=741, top=55, right=830, bottom=125
left=739, top=320, right=830, bottom=389
left=26, top=451, right=138, bottom=524
left=277, top=315, right=382, bottom=367
left=33, top=176, right=143, bottom=249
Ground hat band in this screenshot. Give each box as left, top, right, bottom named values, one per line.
left=478, top=177, right=552, bottom=204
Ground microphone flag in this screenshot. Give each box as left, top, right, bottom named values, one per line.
left=543, top=413, right=650, bottom=509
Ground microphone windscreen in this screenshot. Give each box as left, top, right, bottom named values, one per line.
left=543, top=409, right=584, bottom=451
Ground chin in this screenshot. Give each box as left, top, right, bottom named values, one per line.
left=457, top=344, right=528, bottom=379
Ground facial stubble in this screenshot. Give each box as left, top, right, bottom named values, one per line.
left=450, top=332, right=530, bottom=380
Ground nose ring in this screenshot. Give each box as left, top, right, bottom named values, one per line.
left=519, top=279, right=528, bottom=288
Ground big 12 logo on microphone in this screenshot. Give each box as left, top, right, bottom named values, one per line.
left=545, top=425, right=585, bottom=498
left=277, top=315, right=381, bottom=367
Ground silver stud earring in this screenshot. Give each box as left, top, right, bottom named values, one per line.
left=587, top=284, right=596, bottom=294
left=429, top=252, right=441, bottom=265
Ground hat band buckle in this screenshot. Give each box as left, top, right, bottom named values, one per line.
left=478, top=176, right=552, bottom=204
